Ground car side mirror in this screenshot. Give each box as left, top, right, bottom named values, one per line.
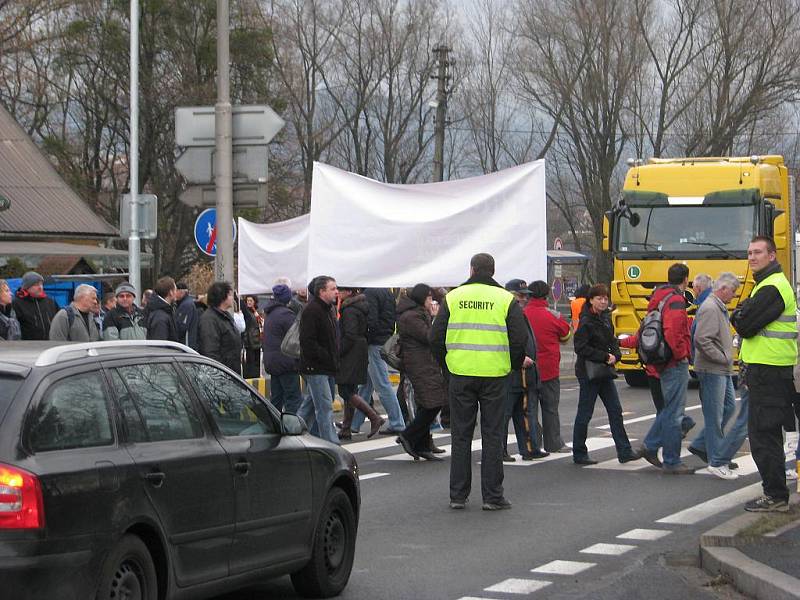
left=281, top=413, right=308, bottom=435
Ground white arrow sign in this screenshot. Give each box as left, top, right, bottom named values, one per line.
left=175, top=105, right=285, bottom=147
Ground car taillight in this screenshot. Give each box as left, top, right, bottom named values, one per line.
left=0, top=463, right=44, bottom=529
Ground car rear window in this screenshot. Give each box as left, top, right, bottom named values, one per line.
left=0, top=376, right=23, bottom=424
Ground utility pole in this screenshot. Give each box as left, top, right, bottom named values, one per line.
left=431, top=44, right=452, bottom=183
left=128, top=0, right=140, bottom=301
left=215, top=0, right=234, bottom=283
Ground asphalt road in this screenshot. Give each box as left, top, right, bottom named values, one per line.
left=218, top=380, right=766, bottom=600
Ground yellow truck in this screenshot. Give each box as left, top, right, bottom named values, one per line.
left=603, top=155, right=796, bottom=386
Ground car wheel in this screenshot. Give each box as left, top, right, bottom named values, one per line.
left=96, top=534, right=158, bottom=600
left=291, top=487, right=356, bottom=598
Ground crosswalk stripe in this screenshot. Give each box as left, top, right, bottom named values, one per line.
left=343, top=433, right=448, bottom=455
left=617, top=528, right=671, bottom=541
left=503, top=438, right=619, bottom=467
left=484, top=578, right=551, bottom=594
left=596, top=403, right=703, bottom=430
left=531, top=560, right=596, bottom=575
left=358, top=472, right=390, bottom=481
left=656, top=482, right=762, bottom=525
left=586, top=448, right=691, bottom=471
left=695, top=449, right=793, bottom=478
left=580, top=543, right=636, bottom=555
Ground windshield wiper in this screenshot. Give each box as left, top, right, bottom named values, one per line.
left=679, top=240, right=740, bottom=259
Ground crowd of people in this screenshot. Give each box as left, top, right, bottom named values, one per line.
left=1, top=237, right=799, bottom=513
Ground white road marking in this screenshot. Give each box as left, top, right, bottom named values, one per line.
left=503, top=438, right=619, bottom=466
left=656, top=482, right=762, bottom=525
left=457, top=597, right=504, bottom=600
left=596, top=403, right=702, bottom=430
left=531, top=560, right=596, bottom=575
left=696, top=449, right=793, bottom=478
left=484, top=578, right=552, bottom=594
left=344, top=433, right=448, bottom=455
left=358, top=472, right=389, bottom=481
left=580, top=543, right=636, bottom=555
left=617, top=528, right=671, bottom=541
left=587, top=448, right=690, bottom=471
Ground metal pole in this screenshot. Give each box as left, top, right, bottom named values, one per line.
left=128, top=0, right=141, bottom=301
left=215, top=0, right=234, bottom=283
left=432, top=45, right=450, bottom=183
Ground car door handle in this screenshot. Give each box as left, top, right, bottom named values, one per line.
left=234, top=460, right=250, bottom=475
left=144, top=471, right=166, bottom=487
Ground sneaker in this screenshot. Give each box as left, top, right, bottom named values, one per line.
left=744, top=495, right=789, bottom=512
left=707, top=465, right=738, bottom=480
left=530, top=449, right=550, bottom=459
left=663, top=463, right=695, bottom=475
left=786, top=468, right=798, bottom=481
left=482, top=498, right=512, bottom=511
left=638, top=445, right=662, bottom=468
left=449, top=499, right=467, bottom=510
left=551, top=446, right=572, bottom=454
left=687, top=446, right=708, bottom=463
left=503, top=452, right=516, bottom=463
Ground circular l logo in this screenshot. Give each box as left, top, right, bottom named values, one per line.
left=627, top=265, right=641, bottom=279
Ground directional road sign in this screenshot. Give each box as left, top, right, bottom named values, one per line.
left=194, top=208, right=237, bottom=257
left=176, top=105, right=285, bottom=147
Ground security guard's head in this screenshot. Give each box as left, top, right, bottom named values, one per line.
left=470, top=253, right=495, bottom=278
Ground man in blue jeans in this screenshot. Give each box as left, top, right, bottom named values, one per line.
left=687, top=272, right=742, bottom=479
left=351, top=288, right=406, bottom=434
left=298, top=276, right=340, bottom=445
left=639, top=263, right=695, bottom=474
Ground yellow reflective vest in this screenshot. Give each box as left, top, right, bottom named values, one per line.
left=740, top=271, right=798, bottom=366
left=445, top=283, right=515, bottom=377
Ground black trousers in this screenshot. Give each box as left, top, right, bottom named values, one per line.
left=449, top=374, right=506, bottom=504
left=243, top=348, right=261, bottom=379
left=746, top=364, right=795, bottom=502
left=403, top=406, right=440, bottom=451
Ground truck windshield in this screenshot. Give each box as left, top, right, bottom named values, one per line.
left=616, top=204, right=756, bottom=258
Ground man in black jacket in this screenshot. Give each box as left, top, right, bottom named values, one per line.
left=12, top=271, right=59, bottom=340
left=351, top=288, right=407, bottom=434
left=198, top=281, right=242, bottom=375
left=175, top=281, right=199, bottom=349
left=298, top=276, right=340, bottom=444
left=144, top=276, right=179, bottom=343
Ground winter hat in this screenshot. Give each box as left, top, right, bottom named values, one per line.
left=21, top=271, right=44, bottom=290
left=272, top=284, right=292, bottom=304
left=528, top=280, right=550, bottom=299
left=409, top=283, right=432, bottom=306
left=504, top=279, right=532, bottom=295
left=115, top=282, right=137, bottom=297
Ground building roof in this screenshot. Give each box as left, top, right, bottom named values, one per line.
left=0, top=105, right=117, bottom=238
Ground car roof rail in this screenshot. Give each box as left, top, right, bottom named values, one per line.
left=35, top=341, right=198, bottom=367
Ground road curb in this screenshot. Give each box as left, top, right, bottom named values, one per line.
left=699, top=497, right=800, bottom=600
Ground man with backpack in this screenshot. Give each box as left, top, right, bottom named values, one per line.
left=49, top=284, right=101, bottom=342
left=638, top=263, right=695, bottom=474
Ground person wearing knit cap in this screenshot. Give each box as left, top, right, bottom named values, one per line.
left=103, top=282, right=147, bottom=341
left=12, top=271, right=59, bottom=340
left=395, top=283, right=448, bottom=461
left=263, top=283, right=303, bottom=413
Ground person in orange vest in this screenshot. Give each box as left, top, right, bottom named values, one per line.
left=570, top=284, right=590, bottom=331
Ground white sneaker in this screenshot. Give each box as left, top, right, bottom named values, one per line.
left=786, top=468, right=798, bottom=481
left=707, top=465, right=739, bottom=480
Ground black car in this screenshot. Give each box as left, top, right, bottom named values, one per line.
left=0, top=341, right=360, bottom=600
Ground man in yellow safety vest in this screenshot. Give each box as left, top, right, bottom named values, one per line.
left=430, top=253, right=531, bottom=511
left=732, top=236, right=797, bottom=513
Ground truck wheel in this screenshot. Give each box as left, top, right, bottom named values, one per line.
left=291, top=487, right=356, bottom=598
left=623, top=371, right=649, bottom=388
left=96, top=534, right=158, bottom=600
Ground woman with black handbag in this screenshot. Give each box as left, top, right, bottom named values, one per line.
left=572, top=284, right=640, bottom=465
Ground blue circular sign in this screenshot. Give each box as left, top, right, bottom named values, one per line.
left=194, top=208, right=237, bottom=257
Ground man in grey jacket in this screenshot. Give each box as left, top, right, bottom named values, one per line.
left=49, top=284, right=101, bottom=342
left=688, top=272, right=742, bottom=480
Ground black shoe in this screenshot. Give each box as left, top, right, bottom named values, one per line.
left=574, top=457, right=598, bottom=465
left=482, top=498, right=512, bottom=511
left=663, top=463, right=695, bottom=475
left=418, top=450, right=444, bottom=461
left=681, top=417, right=696, bottom=439
left=687, top=446, right=708, bottom=463
left=396, top=434, right=420, bottom=459
left=449, top=499, right=467, bottom=510
left=618, top=451, right=641, bottom=464
left=550, top=446, right=572, bottom=454
left=530, top=449, right=550, bottom=459
left=431, top=445, right=446, bottom=454
left=638, top=445, right=662, bottom=468
left=503, top=453, right=516, bottom=463
left=744, top=495, right=789, bottom=512
left=379, top=428, right=403, bottom=435
left=728, top=461, right=739, bottom=470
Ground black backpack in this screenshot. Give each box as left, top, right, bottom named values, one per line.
left=637, top=291, right=678, bottom=365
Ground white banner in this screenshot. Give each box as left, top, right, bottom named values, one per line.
left=237, top=214, right=309, bottom=295
left=307, top=161, right=547, bottom=287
